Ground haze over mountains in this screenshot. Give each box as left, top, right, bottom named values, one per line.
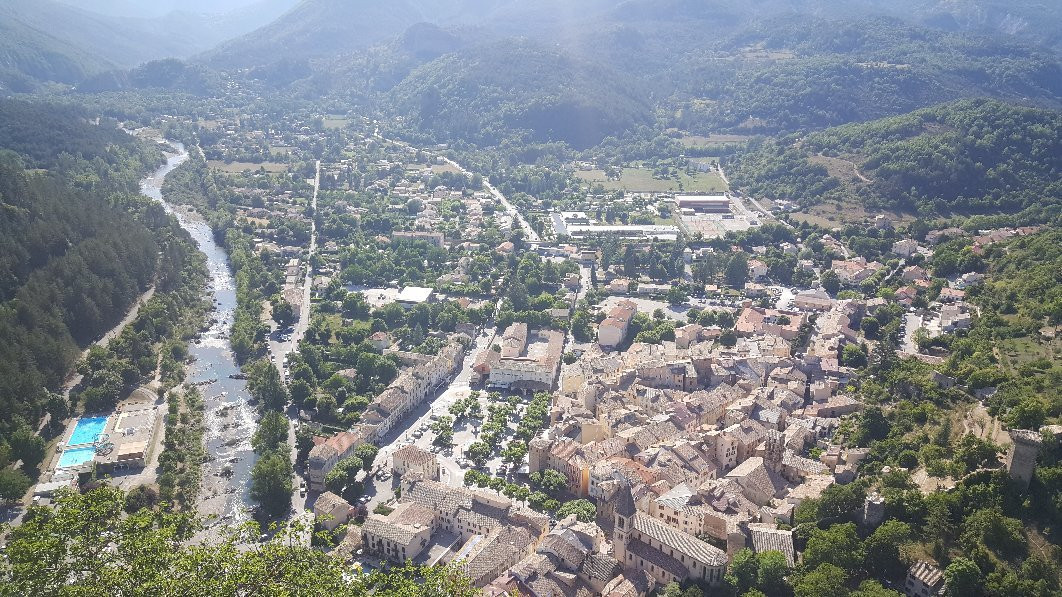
left=2, top=0, right=1061, bottom=145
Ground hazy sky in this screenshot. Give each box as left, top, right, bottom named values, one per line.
left=56, top=0, right=293, bottom=19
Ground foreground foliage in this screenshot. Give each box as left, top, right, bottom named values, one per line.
left=0, top=487, right=477, bottom=596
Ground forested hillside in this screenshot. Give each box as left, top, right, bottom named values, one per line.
left=0, top=18, right=113, bottom=91
left=730, top=99, right=1062, bottom=221
left=0, top=100, right=204, bottom=460
left=388, top=39, right=650, bottom=148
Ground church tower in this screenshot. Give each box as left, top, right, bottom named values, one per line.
left=613, top=484, right=636, bottom=565
left=764, top=429, right=785, bottom=472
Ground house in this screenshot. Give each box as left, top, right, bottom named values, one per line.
left=831, top=258, right=883, bottom=284
left=940, top=304, right=972, bottom=332
left=392, top=230, right=445, bottom=248
left=904, top=561, right=945, bottom=597
left=369, top=331, right=392, bottom=350
left=488, top=329, right=564, bottom=392
left=314, top=491, right=355, bottom=531
left=748, top=259, right=768, bottom=280
left=892, top=239, right=919, bottom=258
left=675, top=324, right=703, bottom=349
left=308, top=431, right=362, bottom=490
left=901, top=265, right=928, bottom=282
left=793, top=289, right=834, bottom=311
left=392, top=445, right=440, bottom=481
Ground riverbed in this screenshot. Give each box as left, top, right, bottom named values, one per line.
left=140, top=141, right=258, bottom=529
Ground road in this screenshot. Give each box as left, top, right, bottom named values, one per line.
left=901, top=312, right=922, bottom=354
left=267, top=159, right=319, bottom=529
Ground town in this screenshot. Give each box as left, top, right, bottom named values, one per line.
left=20, top=106, right=1051, bottom=596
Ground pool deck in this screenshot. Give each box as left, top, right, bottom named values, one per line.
left=35, top=386, right=168, bottom=491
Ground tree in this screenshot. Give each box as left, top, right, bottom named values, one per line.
left=252, top=411, right=289, bottom=455
left=821, top=270, right=840, bottom=296
left=271, top=298, right=295, bottom=326
left=945, top=558, right=983, bottom=597
left=803, top=523, right=864, bottom=570
left=726, top=252, right=749, bottom=288
left=795, top=563, right=849, bottom=597
left=863, top=520, right=912, bottom=578
left=536, top=469, right=568, bottom=493
left=860, top=317, right=881, bottom=339
left=841, top=343, right=868, bottom=368
left=247, top=360, right=289, bottom=412
left=2, top=486, right=478, bottom=595
left=9, top=426, right=45, bottom=471
left=354, top=444, right=379, bottom=471
left=250, top=450, right=293, bottom=517
left=667, top=286, right=688, bottom=306
left=465, top=442, right=491, bottom=467
left=850, top=580, right=902, bottom=597
left=556, top=499, right=596, bottom=523
left=123, top=484, right=158, bottom=513
left=288, top=379, right=312, bottom=406
left=757, top=550, right=791, bottom=595
left=0, top=468, right=31, bottom=502
left=729, top=548, right=758, bottom=594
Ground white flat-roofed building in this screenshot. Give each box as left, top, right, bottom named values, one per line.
left=566, top=224, right=680, bottom=241
left=396, top=286, right=434, bottom=306
left=675, top=194, right=731, bottom=213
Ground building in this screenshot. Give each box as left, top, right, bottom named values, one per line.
left=675, top=194, right=731, bottom=213
left=904, top=560, right=946, bottom=597
left=1005, top=429, right=1043, bottom=487
left=396, top=286, right=434, bottom=307
left=392, top=445, right=440, bottom=481
left=599, top=300, right=638, bottom=350
left=314, top=491, right=355, bottom=531
left=940, top=304, right=972, bottom=332
left=613, top=487, right=728, bottom=586
left=392, top=230, right=445, bottom=248
left=308, top=431, right=361, bottom=491
left=793, top=289, right=835, bottom=311
left=892, top=239, right=919, bottom=257
left=488, top=329, right=564, bottom=392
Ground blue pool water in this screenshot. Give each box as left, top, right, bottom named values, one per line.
left=68, top=416, right=108, bottom=446
left=57, top=446, right=96, bottom=468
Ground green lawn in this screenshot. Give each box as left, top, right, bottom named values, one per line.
left=575, top=167, right=727, bottom=193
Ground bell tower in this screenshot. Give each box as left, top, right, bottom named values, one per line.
left=613, top=484, right=636, bottom=565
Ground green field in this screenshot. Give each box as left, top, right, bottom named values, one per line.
left=576, top=167, right=727, bottom=193
left=207, top=160, right=289, bottom=173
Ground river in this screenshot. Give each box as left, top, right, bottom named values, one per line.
left=140, top=141, right=258, bottom=529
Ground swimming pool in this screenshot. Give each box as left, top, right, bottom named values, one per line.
left=56, top=446, right=96, bottom=469
left=68, top=416, right=108, bottom=446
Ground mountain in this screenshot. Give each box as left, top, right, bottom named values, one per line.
left=729, top=98, right=1062, bottom=221
left=0, top=17, right=114, bottom=90
left=200, top=0, right=501, bottom=69
left=0, top=0, right=302, bottom=88
left=387, top=39, right=651, bottom=149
